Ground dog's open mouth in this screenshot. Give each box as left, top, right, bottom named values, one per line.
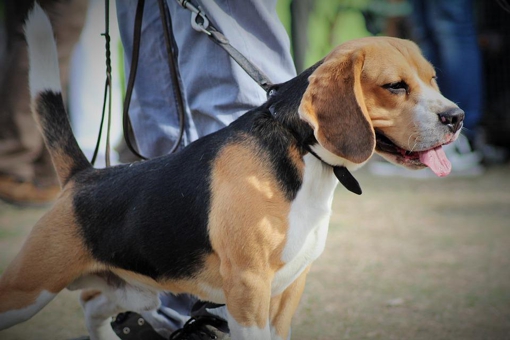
left=375, top=131, right=452, bottom=177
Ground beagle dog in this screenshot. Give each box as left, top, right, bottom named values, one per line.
left=0, top=5, right=464, bottom=340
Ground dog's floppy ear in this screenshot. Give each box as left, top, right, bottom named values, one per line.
left=298, top=49, right=375, bottom=164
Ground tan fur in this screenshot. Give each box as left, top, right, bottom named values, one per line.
left=0, top=186, right=93, bottom=312
left=110, top=264, right=222, bottom=301
left=269, top=266, right=310, bottom=339
left=299, top=48, right=375, bottom=164
left=80, top=290, right=102, bottom=303
left=208, top=139, right=294, bottom=327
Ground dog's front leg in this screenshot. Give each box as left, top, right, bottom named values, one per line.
left=223, top=270, right=272, bottom=340
left=269, top=266, right=310, bottom=340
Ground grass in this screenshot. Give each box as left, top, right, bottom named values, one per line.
left=1, top=165, right=509, bottom=339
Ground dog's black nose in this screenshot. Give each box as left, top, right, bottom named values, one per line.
left=438, top=108, right=465, bottom=133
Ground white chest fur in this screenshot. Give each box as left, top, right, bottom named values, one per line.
left=271, top=154, right=338, bottom=296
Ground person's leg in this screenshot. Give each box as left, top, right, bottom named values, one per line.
left=410, top=0, right=438, bottom=66
left=426, top=0, right=482, bottom=136
left=0, top=0, right=88, bottom=205
left=0, top=1, right=42, bottom=184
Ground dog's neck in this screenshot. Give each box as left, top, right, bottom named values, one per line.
left=263, top=62, right=362, bottom=195
left=264, top=62, right=321, bottom=151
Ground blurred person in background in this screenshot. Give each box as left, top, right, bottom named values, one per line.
left=0, top=0, right=88, bottom=206
left=410, top=0, right=484, bottom=175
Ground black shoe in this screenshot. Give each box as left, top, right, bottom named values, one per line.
left=169, top=315, right=229, bottom=340
left=111, top=312, right=167, bottom=340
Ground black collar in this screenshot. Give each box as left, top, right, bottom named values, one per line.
left=267, top=104, right=362, bottom=195
left=306, top=147, right=362, bottom=195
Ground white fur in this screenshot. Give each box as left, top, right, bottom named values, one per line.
left=24, top=3, right=61, bottom=97
left=199, top=283, right=226, bottom=303
left=227, top=309, right=271, bottom=340
left=412, top=78, right=460, bottom=148
left=80, top=293, right=123, bottom=340
left=270, top=326, right=285, bottom=340
left=310, top=144, right=368, bottom=170
left=0, top=290, right=55, bottom=330
left=71, top=274, right=160, bottom=312
left=272, top=154, right=338, bottom=296
left=71, top=274, right=161, bottom=339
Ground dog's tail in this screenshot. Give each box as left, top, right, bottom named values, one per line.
left=25, top=4, right=91, bottom=185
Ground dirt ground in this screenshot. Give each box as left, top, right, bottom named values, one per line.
left=1, top=165, right=509, bottom=340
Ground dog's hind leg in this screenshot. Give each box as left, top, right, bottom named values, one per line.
left=80, top=290, right=123, bottom=340
left=71, top=273, right=161, bottom=340
left=0, top=200, right=93, bottom=330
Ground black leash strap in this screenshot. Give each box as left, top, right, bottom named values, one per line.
left=121, top=0, right=146, bottom=160
left=176, top=0, right=273, bottom=92
left=122, top=0, right=186, bottom=160
left=91, top=0, right=113, bottom=166
left=157, top=0, right=186, bottom=154
left=208, top=26, right=273, bottom=92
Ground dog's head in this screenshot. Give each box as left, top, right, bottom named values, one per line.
left=298, top=37, right=464, bottom=177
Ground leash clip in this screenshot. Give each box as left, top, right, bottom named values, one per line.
left=177, top=0, right=211, bottom=35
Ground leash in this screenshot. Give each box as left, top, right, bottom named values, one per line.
left=122, top=0, right=186, bottom=160
left=92, top=0, right=187, bottom=162
left=120, top=0, right=275, bottom=160
left=175, top=0, right=274, bottom=92
left=92, top=0, right=277, bottom=162
left=91, top=0, right=113, bottom=166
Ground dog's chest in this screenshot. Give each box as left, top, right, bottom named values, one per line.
left=271, top=155, right=338, bottom=296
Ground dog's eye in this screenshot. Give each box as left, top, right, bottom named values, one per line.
left=383, top=81, right=409, bottom=94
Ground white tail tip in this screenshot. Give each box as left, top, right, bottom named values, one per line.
left=25, top=3, right=61, bottom=97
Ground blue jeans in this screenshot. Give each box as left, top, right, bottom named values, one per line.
left=411, top=0, right=482, bottom=137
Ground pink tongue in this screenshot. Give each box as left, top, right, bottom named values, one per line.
left=419, top=146, right=451, bottom=177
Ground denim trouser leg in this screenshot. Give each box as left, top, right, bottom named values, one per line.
left=411, top=0, right=482, bottom=135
